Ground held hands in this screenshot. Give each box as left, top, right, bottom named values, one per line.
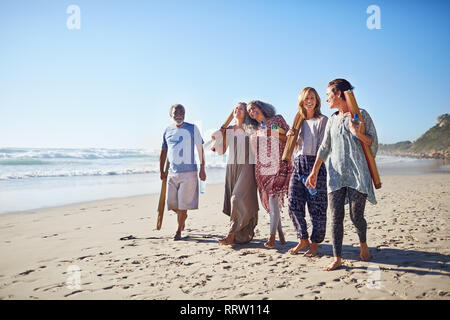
left=160, top=171, right=167, bottom=180
left=305, top=172, right=317, bottom=189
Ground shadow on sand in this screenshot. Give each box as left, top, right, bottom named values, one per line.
left=186, top=235, right=450, bottom=276
left=121, top=233, right=450, bottom=277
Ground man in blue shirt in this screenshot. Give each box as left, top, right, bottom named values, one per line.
left=160, top=104, right=206, bottom=240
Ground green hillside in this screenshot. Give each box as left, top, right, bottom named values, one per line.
left=379, top=114, right=449, bottom=159
left=409, top=114, right=450, bottom=153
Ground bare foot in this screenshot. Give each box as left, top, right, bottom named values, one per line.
left=360, top=242, right=371, bottom=261
left=264, top=241, right=275, bottom=249
left=218, top=234, right=234, bottom=246
left=304, top=242, right=319, bottom=257
left=288, top=239, right=310, bottom=255
left=324, top=258, right=342, bottom=271
left=264, top=234, right=276, bottom=249
left=173, top=231, right=182, bottom=241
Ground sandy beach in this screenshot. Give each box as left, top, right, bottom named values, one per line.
left=0, top=173, right=449, bottom=300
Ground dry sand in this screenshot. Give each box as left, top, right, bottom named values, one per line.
left=0, top=173, right=449, bottom=300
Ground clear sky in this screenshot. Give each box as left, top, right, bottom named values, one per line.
left=1, top=0, right=449, bottom=150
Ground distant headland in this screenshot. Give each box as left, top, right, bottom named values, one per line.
left=379, top=114, right=449, bottom=160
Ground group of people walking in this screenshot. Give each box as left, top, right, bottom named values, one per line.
left=159, top=78, right=378, bottom=271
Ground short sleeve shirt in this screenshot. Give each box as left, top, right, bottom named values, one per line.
left=162, top=122, right=204, bottom=173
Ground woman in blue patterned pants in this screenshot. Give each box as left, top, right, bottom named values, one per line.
left=287, top=87, right=328, bottom=256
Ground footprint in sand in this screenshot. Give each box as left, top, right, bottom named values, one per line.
left=239, top=251, right=255, bottom=256
left=42, top=234, right=58, bottom=239
left=64, top=290, right=83, bottom=297
left=77, top=255, right=95, bottom=261
left=35, top=283, right=64, bottom=292
left=18, top=270, right=35, bottom=276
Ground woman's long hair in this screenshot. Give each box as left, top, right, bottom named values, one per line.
left=246, top=100, right=276, bottom=130
left=236, top=102, right=259, bottom=133
left=297, top=87, right=322, bottom=118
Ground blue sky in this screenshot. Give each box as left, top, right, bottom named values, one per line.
left=1, top=0, right=449, bottom=150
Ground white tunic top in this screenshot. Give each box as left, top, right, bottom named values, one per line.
left=295, top=114, right=328, bottom=157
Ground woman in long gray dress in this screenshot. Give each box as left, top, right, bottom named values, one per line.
left=213, top=102, right=259, bottom=245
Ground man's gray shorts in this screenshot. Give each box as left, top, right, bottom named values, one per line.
left=167, top=171, right=199, bottom=211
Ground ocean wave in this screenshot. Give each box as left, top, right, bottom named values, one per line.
left=0, top=148, right=157, bottom=160
left=376, top=155, right=431, bottom=165
left=0, top=168, right=161, bottom=180
left=0, top=163, right=227, bottom=181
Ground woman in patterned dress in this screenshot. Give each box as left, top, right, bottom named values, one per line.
left=247, top=100, right=293, bottom=249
